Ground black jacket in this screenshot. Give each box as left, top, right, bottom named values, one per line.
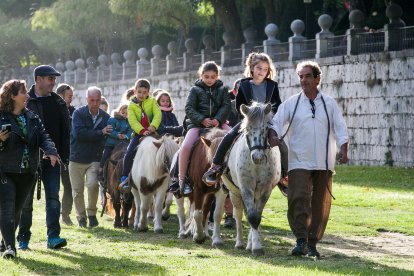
left=185, top=79, right=231, bottom=130
left=236, top=78, right=282, bottom=116
left=0, top=110, right=58, bottom=174
left=27, top=85, right=71, bottom=163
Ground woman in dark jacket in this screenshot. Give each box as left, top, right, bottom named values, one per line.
left=0, top=80, right=58, bottom=259
left=203, top=52, right=288, bottom=193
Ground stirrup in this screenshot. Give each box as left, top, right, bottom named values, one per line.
left=202, top=164, right=223, bottom=186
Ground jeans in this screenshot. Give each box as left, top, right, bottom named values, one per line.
left=0, top=172, right=36, bottom=250
left=121, top=135, right=142, bottom=177
left=18, top=160, right=61, bottom=242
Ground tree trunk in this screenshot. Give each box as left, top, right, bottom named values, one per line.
left=262, top=0, right=277, bottom=24
left=210, top=0, right=243, bottom=46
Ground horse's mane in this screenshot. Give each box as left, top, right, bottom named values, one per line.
left=200, top=127, right=227, bottom=140
left=155, top=135, right=180, bottom=170
left=240, top=102, right=274, bottom=132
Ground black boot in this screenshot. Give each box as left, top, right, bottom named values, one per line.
left=292, top=238, right=308, bottom=256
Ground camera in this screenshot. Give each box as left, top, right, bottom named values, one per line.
left=1, top=124, right=11, bottom=132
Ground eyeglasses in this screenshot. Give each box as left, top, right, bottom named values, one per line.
left=309, top=99, right=316, bottom=118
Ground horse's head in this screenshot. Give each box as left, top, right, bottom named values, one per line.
left=240, top=102, right=273, bottom=165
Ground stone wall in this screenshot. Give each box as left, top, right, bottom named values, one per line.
left=72, top=50, right=414, bottom=168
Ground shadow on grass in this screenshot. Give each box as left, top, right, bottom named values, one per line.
left=17, top=248, right=166, bottom=275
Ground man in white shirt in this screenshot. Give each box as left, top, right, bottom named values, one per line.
left=269, top=61, right=349, bottom=258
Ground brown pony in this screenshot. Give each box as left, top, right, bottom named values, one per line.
left=176, top=128, right=227, bottom=246
left=103, top=141, right=134, bottom=227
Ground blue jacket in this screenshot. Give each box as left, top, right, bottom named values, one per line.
left=157, top=110, right=183, bottom=137
left=70, top=106, right=110, bottom=163
left=105, top=113, right=132, bottom=147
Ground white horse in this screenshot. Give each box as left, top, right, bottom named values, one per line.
left=130, top=135, right=179, bottom=233
left=221, top=102, right=281, bottom=256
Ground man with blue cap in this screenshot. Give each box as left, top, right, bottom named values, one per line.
left=17, top=65, right=71, bottom=250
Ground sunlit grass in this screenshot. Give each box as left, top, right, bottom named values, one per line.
left=0, top=166, right=413, bottom=275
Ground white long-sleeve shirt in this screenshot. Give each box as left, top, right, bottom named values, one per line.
left=271, top=91, right=349, bottom=172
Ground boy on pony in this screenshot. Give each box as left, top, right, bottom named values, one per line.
left=119, top=79, right=162, bottom=191
left=203, top=52, right=289, bottom=194
left=170, top=61, right=231, bottom=196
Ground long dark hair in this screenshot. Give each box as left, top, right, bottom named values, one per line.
left=0, top=79, right=26, bottom=113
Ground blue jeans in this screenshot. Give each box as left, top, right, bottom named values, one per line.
left=121, top=135, right=142, bottom=177
left=17, top=160, right=62, bottom=242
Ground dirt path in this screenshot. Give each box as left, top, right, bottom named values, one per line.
left=318, top=232, right=414, bottom=270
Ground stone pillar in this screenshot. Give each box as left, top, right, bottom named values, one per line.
left=289, top=20, right=305, bottom=61
left=64, top=60, right=75, bottom=85
left=151, top=45, right=163, bottom=76
left=384, top=3, right=406, bottom=52
left=97, top=55, right=109, bottom=82
left=183, top=38, right=196, bottom=72
left=221, top=32, right=235, bottom=66
left=316, top=14, right=334, bottom=58
left=166, top=41, right=178, bottom=74
left=55, top=61, right=65, bottom=83
left=201, top=35, right=214, bottom=64
left=75, top=58, right=86, bottom=84
left=110, top=52, right=122, bottom=81
left=346, top=9, right=365, bottom=56
left=123, top=50, right=136, bottom=80
left=242, top=27, right=257, bottom=65
left=263, top=23, right=280, bottom=58
left=86, top=57, right=97, bottom=83
left=136, top=48, right=150, bottom=78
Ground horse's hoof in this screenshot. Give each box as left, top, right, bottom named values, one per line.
left=138, top=226, right=148, bottom=232
left=252, top=248, right=265, bottom=257
left=193, top=235, right=206, bottom=244
left=179, top=232, right=188, bottom=239
left=114, top=221, right=122, bottom=228
left=154, top=228, right=164, bottom=234
left=212, top=240, right=224, bottom=248
left=161, top=213, right=170, bottom=221
left=133, top=225, right=139, bottom=231
left=235, top=244, right=245, bottom=250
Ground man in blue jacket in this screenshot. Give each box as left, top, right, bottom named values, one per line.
left=69, top=86, right=111, bottom=228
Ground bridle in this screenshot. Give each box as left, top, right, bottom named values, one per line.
left=245, top=126, right=270, bottom=152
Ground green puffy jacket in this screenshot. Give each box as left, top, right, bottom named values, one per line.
left=185, top=79, right=231, bottom=130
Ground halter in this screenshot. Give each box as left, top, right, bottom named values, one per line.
left=245, top=127, right=270, bottom=152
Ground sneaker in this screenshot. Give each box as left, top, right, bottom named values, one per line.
left=292, top=238, right=308, bottom=256
left=62, top=215, right=74, bottom=226
left=0, top=240, right=5, bottom=253
left=47, top=237, right=67, bottom=249
left=2, top=246, right=16, bottom=259
left=307, top=245, right=321, bottom=258
left=78, top=217, right=87, bottom=228
left=223, top=215, right=236, bottom=229
left=202, top=164, right=223, bottom=186
left=88, top=216, right=99, bottom=228
left=18, top=240, right=29, bottom=250
left=179, top=179, right=193, bottom=196
left=118, top=176, right=129, bottom=192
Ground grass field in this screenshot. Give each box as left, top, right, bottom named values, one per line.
left=1, top=166, right=413, bottom=275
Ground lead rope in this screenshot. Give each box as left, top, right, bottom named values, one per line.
left=279, top=94, right=301, bottom=140
left=320, top=95, right=335, bottom=200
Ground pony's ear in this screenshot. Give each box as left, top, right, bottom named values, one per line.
left=200, top=137, right=212, bottom=147
left=153, top=140, right=162, bottom=148
left=240, top=104, right=249, bottom=116
left=264, top=103, right=272, bottom=114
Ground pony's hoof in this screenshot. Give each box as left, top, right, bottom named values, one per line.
left=193, top=235, right=206, bottom=244
left=252, top=248, right=265, bottom=256
left=161, top=213, right=170, bottom=221
left=113, top=219, right=122, bottom=228
left=235, top=244, right=245, bottom=250
left=212, top=240, right=224, bottom=248
left=179, top=232, right=188, bottom=239
left=138, top=226, right=148, bottom=232
left=154, top=228, right=164, bottom=234
left=133, top=225, right=139, bottom=231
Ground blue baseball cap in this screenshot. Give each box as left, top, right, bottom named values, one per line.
left=34, top=65, right=61, bottom=78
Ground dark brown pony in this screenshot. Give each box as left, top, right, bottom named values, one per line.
left=176, top=128, right=227, bottom=246
left=103, top=141, right=134, bottom=228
